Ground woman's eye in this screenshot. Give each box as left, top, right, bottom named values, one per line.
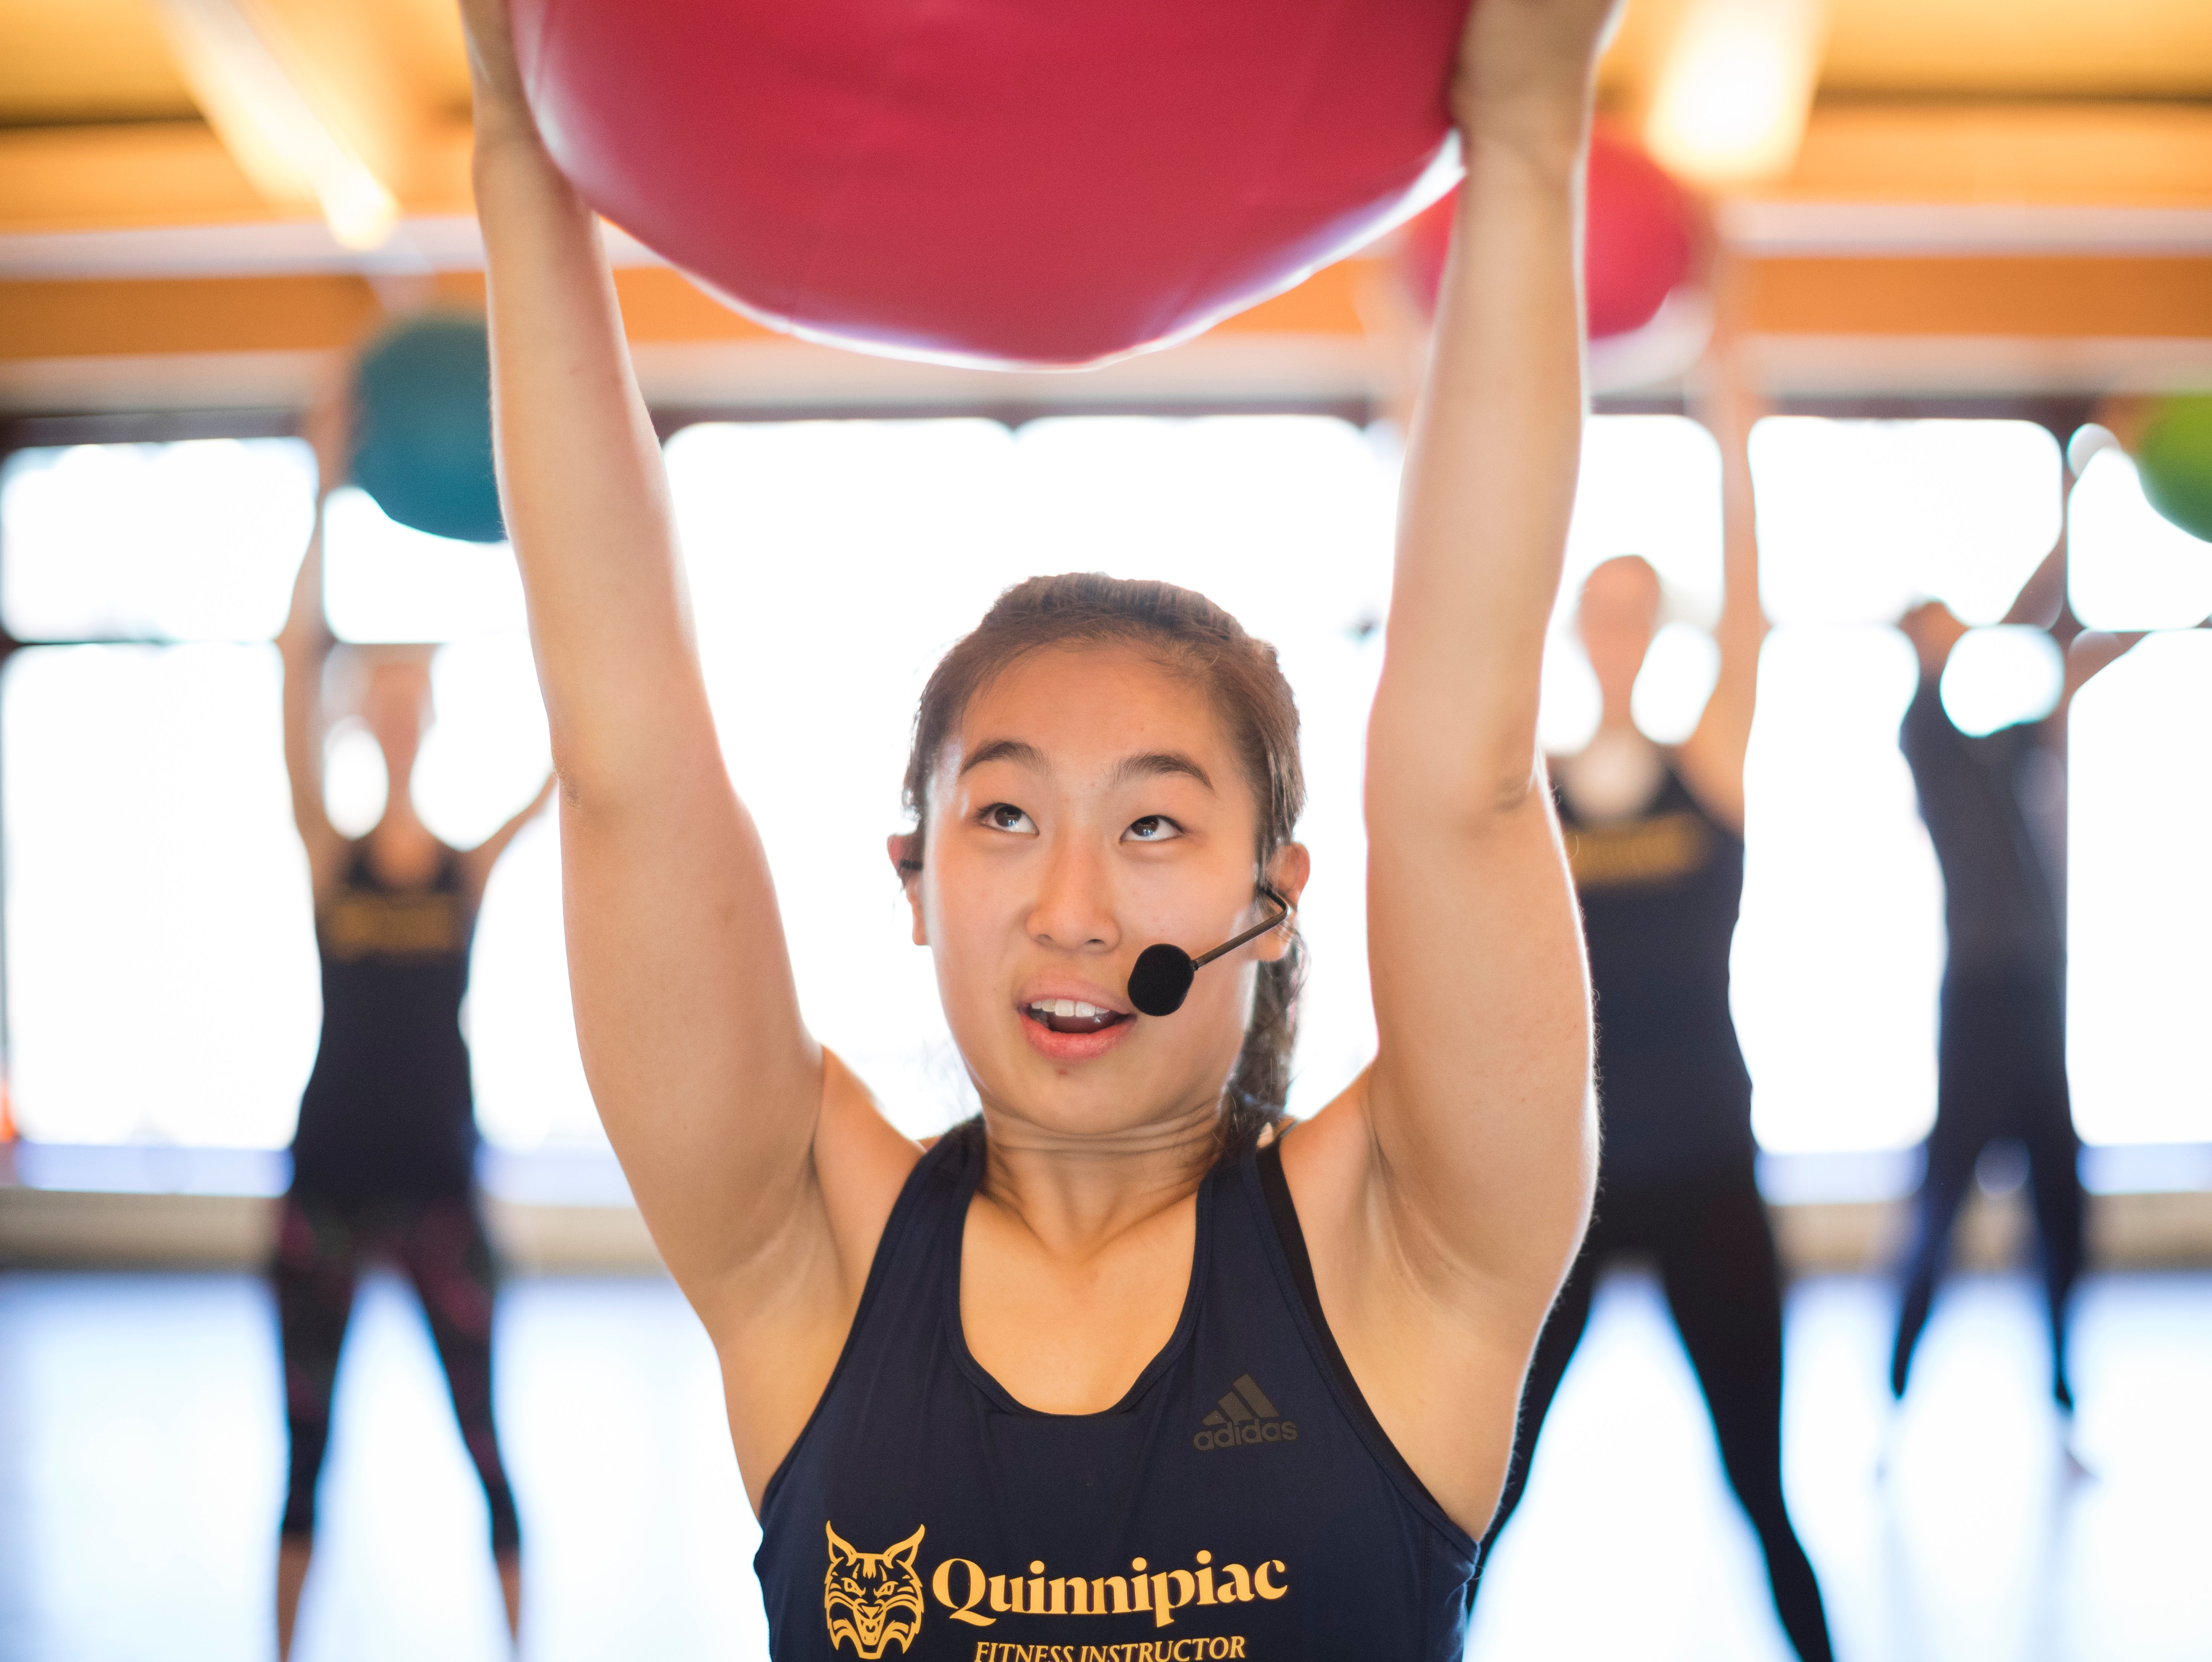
left=1124, top=815, right=1183, bottom=843
left=983, top=803, right=1035, bottom=834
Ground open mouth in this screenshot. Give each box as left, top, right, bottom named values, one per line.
left=1022, top=999, right=1133, bottom=1036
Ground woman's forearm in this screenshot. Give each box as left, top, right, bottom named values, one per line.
left=473, top=131, right=709, bottom=806
left=1374, top=126, right=1586, bottom=820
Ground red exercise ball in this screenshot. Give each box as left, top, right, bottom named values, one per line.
left=1398, top=128, right=1695, bottom=339
left=512, top=0, right=1471, bottom=369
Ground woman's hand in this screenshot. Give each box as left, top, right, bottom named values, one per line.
left=1452, top=0, right=1624, bottom=152
left=457, top=0, right=537, bottom=145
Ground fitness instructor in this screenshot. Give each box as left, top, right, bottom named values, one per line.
left=460, top=0, right=1611, bottom=1652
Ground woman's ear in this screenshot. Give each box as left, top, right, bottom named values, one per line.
left=886, top=833, right=927, bottom=946
left=1258, top=842, right=1312, bottom=963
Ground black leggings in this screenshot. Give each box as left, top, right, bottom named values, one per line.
left=271, top=1191, right=521, bottom=1554
left=1472, top=1162, right=1834, bottom=1662
left=1892, top=967, right=2082, bottom=1408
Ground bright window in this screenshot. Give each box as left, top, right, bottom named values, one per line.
left=0, top=440, right=314, bottom=642
left=5, top=418, right=2201, bottom=1159
left=1940, top=626, right=2063, bottom=738
left=2068, top=632, right=2212, bottom=1143
left=1734, top=626, right=1943, bottom=1152
left=322, top=485, right=527, bottom=643
left=3, top=644, right=320, bottom=1145
left=2069, top=448, right=2212, bottom=631
left=1752, top=418, right=2061, bottom=627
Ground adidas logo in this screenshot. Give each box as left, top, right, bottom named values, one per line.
left=1192, top=1374, right=1298, bottom=1452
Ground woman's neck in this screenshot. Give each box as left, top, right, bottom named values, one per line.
left=364, top=785, right=441, bottom=882
left=1592, top=698, right=1637, bottom=740
left=973, top=1093, right=1222, bottom=1262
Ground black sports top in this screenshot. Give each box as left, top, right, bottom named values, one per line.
left=1898, top=675, right=2064, bottom=981
left=1557, top=760, right=1756, bottom=1186
left=754, top=1124, right=1479, bottom=1660
left=289, top=841, right=479, bottom=1205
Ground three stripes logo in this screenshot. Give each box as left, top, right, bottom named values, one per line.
left=1192, top=1373, right=1298, bottom=1452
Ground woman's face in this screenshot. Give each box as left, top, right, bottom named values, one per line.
left=901, top=644, right=1305, bottom=1139
left=362, top=661, right=432, bottom=777
left=1575, top=557, right=1661, bottom=715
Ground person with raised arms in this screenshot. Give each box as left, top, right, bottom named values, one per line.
left=272, top=397, right=552, bottom=1656
left=457, top=0, right=1609, bottom=1650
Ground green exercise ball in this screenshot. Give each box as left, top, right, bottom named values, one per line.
left=349, top=313, right=504, bottom=544
left=2136, top=395, right=2212, bottom=544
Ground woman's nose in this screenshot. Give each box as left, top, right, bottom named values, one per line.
left=1026, top=837, right=1121, bottom=953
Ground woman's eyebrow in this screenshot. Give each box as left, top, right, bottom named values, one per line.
left=1114, top=751, right=1214, bottom=792
left=958, top=737, right=1047, bottom=777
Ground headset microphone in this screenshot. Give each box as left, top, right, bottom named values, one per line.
left=1126, top=890, right=1294, bottom=1018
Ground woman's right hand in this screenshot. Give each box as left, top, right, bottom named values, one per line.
left=457, top=0, right=536, bottom=142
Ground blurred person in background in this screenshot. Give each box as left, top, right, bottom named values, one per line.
left=269, top=402, right=552, bottom=1656
left=1469, top=298, right=1836, bottom=1662
left=1891, top=554, right=2137, bottom=1443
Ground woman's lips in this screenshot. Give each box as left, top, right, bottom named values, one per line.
left=1017, top=1001, right=1136, bottom=1061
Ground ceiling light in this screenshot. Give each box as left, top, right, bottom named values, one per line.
left=1644, top=0, right=1831, bottom=188
left=152, top=0, right=399, bottom=251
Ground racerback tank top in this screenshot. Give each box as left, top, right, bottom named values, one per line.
left=289, top=841, right=479, bottom=1206
left=1557, top=760, right=1755, bottom=1186
left=754, top=1123, right=1479, bottom=1660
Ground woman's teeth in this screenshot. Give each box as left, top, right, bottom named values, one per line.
left=1035, top=999, right=1105, bottom=1019
left=1025, top=999, right=1127, bottom=1034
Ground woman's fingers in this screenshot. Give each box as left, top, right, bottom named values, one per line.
left=1452, top=0, right=1625, bottom=140
left=457, top=0, right=533, bottom=127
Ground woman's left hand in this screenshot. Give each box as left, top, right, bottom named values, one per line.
left=1452, top=0, right=1626, bottom=149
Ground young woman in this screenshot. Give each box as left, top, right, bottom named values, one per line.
left=1891, top=569, right=2136, bottom=1433
left=273, top=447, right=552, bottom=1656
left=1469, top=317, right=1835, bottom=1662
left=460, top=0, right=1608, bottom=1651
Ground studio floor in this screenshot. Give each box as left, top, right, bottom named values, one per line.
left=1, top=1265, right=2206, bottom=1662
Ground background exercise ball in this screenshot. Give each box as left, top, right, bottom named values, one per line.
left=2134, top=396, right=2212, bottom=543
left=349, top=313, right=504, bottom=544
left=1398, top=128, right=1695, bottom=338
left=510, top=0, right=1471, bottom=369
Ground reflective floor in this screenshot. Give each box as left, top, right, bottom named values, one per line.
left=1, top=1266, right=2206, bottom=1662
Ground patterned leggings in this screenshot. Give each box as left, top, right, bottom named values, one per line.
left=271, top=1191, right=522, bottom=1553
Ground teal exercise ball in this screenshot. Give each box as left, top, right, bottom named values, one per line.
left=2136, top=396, right=2212, bottom=544
left=349, top=313, right=504, bottom=544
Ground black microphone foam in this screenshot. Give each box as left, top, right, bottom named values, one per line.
left=1127, top=943, right=1197, bottom=1018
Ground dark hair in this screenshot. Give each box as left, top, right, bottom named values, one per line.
left=900, top=573, right=1306, bottom=1154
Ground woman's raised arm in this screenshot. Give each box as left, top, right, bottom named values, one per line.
left=1284, top=0, right=1614, bottom=1531
left=1676, top=269, right=1769, bottom=832
left=278, top=508, right=344, bottom=903
left=458, top=0, right=913, bottom=1366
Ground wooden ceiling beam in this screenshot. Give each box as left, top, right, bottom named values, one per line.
left=4, top=256, right=2206, bottom=368
left=1763, top=101, right=2212, bottom=208
left=6, top=100, right=2205, bottom=245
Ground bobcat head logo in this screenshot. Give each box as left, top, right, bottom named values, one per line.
left=823, top=1522, right=926, bottom=1657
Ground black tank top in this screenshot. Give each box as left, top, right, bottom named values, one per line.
left=289, top=841, right=478, bottom=1205
left=754, top=1125, right=1479, bottom=1660
left=1558, top=761, right=1755, bottom=1186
